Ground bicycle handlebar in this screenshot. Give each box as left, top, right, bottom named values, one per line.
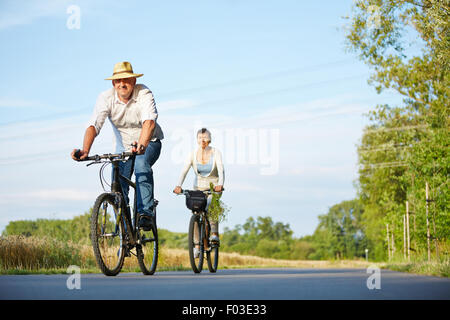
left=74, top=149, right=136, bottom=165
left=175, top=188, right=224, bottom=196
left=74, top=143, right=137, bottom=164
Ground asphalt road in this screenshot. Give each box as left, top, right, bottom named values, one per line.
left=0, top=268, right=449, bottom=300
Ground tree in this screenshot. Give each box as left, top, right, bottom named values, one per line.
left=310, top=200, right=367, bottom=260
left=346, top=0, right=449, bottom=260
left=221, top=216, right=299, bottom=258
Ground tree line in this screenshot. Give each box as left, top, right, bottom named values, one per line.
left=344, top=0, right=449, bottom=261
left=1, top=211, right=366, bottom=261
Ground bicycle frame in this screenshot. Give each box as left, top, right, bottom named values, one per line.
left=197, top=211, right=214, bottom=250
left=110, top=156, right=138, bottom=244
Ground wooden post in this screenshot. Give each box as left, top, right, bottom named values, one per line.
left=431, top=188, right=439, bottom=260
left=403, top=214, right=407, bottom=260
left=406, top=201, right=410, bottom=262
left=426, top=182, right=431, bottom=262
left=391, top=227, right=395, bottom=258
left=386, top=224, right=391, bottom=261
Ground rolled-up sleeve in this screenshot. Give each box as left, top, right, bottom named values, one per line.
left=138, top=86, right=158, bottom=123
left=87, top=92, right=110, bottom=135
left=215, top=149, right=225, bottom=186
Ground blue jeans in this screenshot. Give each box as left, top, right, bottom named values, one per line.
left=113, top=140, right=162, bottom=217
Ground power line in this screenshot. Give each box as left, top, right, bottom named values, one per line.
left=359, top=161, right=408, bottom=169
left=167, top=73, right=369, bottom=111
left=0, top=150, right=69, bottom=165
left=0, top=123, right=82, bottom=141
left=363, top=124, right=429, bottom=134
left=0, top=58, right=361, bottom=127
left=358, top=145, right=414, bottom=153
left=0, top=108, right=91, bottom=127
left=157, top=58, right=356, bottom=97
left=0, top=72, right=369, bottom=127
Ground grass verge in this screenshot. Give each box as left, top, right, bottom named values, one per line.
left=380, top=260, right=450, bottom=277
left=1, top=235, right=448, bottom=277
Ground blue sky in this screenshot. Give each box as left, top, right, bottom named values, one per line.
left=0, top=0, right=402, bottom=237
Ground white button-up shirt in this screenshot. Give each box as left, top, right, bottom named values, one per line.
left=88, top=84, right=164, bottom=152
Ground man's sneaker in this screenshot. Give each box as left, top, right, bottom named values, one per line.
left=138, top=214, right=153, bottom=231
left=193, top=247, right=200, bottom=258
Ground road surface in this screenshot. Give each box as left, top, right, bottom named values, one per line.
left=0, top=268, right=449, bottom=300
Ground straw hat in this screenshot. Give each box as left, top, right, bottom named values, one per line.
left=105, top=61, right=143, bottom=80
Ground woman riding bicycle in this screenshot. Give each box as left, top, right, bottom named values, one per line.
left=173, top=128, right=225, bottom=256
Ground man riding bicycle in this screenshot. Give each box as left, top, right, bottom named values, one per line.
left=71, top=61, right=164, bottom=231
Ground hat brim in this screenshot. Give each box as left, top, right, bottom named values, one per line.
left=105, top=73, right=143, bottom=80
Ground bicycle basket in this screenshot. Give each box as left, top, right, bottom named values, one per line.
left=186, top=191, right=207, bottom=212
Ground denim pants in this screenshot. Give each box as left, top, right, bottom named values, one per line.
left=113, top=140, right=161, bottom=217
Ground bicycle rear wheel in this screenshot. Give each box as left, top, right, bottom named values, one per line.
left=91, top=193, right=125, bottom=276
left=137, top=216, right=158, bottom=275
left=188, top=214, right=203, bottom=273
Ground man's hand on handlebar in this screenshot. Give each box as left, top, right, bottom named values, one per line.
left=132, top=141, right=146, bottom=155
left=71, top=149, right=88, bottom=161
left=214, top=185, right=223, bottom=192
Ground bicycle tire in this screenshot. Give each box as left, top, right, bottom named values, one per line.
left=137, top=219, right=158, bottom=275
left=90, top=193, right=125, bottom=276
left=206, top=219, right=219, bottom=273
left=188, top=214, right=203, bottom=273
left=207, top=246, right=219, bottom=273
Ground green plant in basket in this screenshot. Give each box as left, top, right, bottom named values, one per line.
left=208, top=183, right=230, bottom=223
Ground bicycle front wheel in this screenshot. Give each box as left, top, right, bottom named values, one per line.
left=91, top=193, right=125, bottom=276
left=206, top=219, right=219, bottom=273
left=207, top=246, right=219, bottom=273
left=188, top=214, right=203, bottom=273
left=137, top=217, right=158, bottom=275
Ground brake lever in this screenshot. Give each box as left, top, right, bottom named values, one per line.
left=86, top=157, right=102, bottom=166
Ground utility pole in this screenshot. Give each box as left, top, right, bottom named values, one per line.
left=431, top=187, right=439, bottom=260
left=386, top=224, right=391, bottom=261
left=425, top=182, right=431, bottom=262
left=403, top=214, right=407, bottom=260
left=406, top=201, right=410, bottom=262
left=391, top=225, right=395, bottom=258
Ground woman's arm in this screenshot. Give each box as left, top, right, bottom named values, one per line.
left=176, top=151, right=194, bottom=187
left=215, top=149, right=225, bottom=191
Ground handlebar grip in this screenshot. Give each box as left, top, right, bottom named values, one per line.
left=130, top=142, right=139, bottom=155
left=74, top=149, right=82, bottom=160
